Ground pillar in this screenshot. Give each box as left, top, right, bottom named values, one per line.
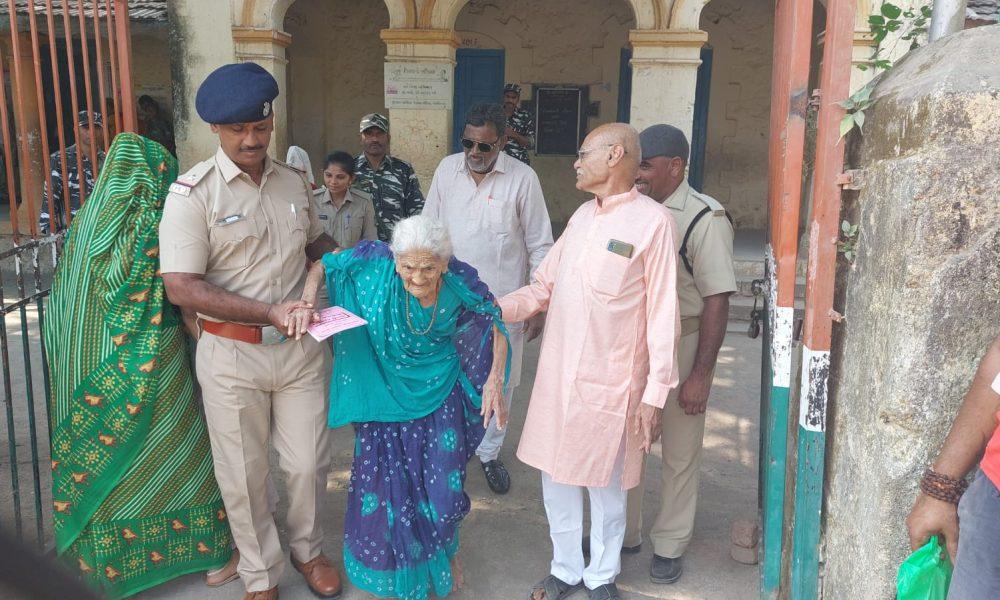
left=233, top=27, right=292, bottom=157
left=379, top=28, right=458, bottom=192
left=627, top=30, right=707, bottom=143
left=167, top=0, right=235, bottom=169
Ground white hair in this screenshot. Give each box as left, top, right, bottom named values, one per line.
left=390, top=215, right=453, bottom=261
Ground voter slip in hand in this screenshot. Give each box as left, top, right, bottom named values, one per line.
left=307, top=306, right=368, bottom=342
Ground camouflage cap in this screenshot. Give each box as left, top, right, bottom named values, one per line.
left=78, top=110, right=104, bottom=128
left=503, top=83, right=522, bottom=96
left=359, top=113, right=389, bottom=133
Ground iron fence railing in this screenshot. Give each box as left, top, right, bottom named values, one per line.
left=1, top=0, right=134, bottom=548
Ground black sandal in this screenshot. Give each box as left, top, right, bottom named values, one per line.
left=588, top=583, right=621, bottom=599
left=528, top=574, right=580, bottom=600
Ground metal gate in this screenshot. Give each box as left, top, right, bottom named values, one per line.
left=1, top=0, right=135, bottom=549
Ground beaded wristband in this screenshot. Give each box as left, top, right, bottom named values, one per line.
left=919, top=468, right=968, bottom=505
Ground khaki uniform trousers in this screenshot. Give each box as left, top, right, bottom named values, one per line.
left=625, top=329, right=706, bottom=557
left=196, top=331, right=332, bottom=592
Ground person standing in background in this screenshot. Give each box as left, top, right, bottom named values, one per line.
left=501, top=84, right=535, bottom=166
left=354, top=113, right=424, bottom=242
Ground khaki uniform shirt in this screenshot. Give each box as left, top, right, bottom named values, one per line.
left=159, top=147, right=324, bottom=322
left=662, top=181, right=737, bottom=321
left=311, top=186, right=377, bottom=249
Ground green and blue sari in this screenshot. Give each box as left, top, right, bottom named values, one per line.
left=324, top=241, right=508, bottom=600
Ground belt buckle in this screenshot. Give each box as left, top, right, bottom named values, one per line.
left=260, top=325, right=287, bottom=346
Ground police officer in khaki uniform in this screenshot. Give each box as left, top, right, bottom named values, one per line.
left=158, top=63, right=342, bottom=600
left=627, top=124, right=737, bottom=585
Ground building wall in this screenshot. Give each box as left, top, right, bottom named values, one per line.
left=167, top=0, right=235, bottom=169
left=699, top=0, right=773, bottom=231
left=456, top=0, right=635, bottom=224
left=131, top=24, right=174, bottom=124
left=283, top=0, right=389, bottom=184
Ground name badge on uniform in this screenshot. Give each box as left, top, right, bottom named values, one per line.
left=213, top=214, right=245, bottom=227
left=168, top=182, right=191, bottom=196
left=607, top=239, right=634, bottom=258
left=318, top=214, right=329, bottom=220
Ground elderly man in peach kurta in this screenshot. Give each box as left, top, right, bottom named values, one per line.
left=500, top=124, right=680, bottom=600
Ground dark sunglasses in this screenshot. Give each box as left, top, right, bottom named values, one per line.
left=461, top=137, right=501, bottom=153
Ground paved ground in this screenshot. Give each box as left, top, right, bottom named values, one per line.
left=1, top=312, right=762, bottom=599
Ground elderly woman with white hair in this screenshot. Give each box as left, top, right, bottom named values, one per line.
left=297, top=215, right=509, bottom=599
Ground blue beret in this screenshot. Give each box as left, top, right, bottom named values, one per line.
left=196, top=62, right=278, bottom=124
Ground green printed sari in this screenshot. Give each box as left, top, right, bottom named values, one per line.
left=44, top=133, right=231, bottom=598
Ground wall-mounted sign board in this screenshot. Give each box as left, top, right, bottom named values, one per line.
left=535, top=86, right=586, bottom=156
left=384, top=62, right=453, bottom=110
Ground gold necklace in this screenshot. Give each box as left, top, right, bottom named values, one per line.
left=405, top=293, right=439, bottom=335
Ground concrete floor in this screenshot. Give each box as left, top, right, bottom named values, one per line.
left=0, top=309, right=762, bottom=599
left=141, top=325, right=761, bottom=600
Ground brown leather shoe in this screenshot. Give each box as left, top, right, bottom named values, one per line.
left=291, top=553, right=342, bottom=598
left=243, top=587, right=278, bottom=600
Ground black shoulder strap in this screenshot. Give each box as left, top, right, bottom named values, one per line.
left=680, top=207, right=713, bottom=277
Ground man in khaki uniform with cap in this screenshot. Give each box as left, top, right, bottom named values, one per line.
left=626, top=124, right=736, bottom=585
left=159, top=62, right=342, bottom=600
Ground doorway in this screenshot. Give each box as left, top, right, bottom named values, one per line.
left=452, top=48, right=505, bottom=153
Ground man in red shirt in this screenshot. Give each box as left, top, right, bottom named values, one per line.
left=906, top=334, right=1000, bottom=598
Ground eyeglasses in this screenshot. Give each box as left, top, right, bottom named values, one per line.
left=576, top=144, right=626, bottom=160
left=461, top=137, right=501, bottom=153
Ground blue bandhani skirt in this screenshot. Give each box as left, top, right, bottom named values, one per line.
left=343, top=383, right=486, bottom=599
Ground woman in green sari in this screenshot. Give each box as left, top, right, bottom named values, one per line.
left=44, top=133, right=233, bottom=598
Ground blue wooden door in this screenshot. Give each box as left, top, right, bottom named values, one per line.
left=452, top=49, right=505, bottom=152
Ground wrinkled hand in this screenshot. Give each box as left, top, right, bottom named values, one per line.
left=526, top=313, right=545, bottom=342
left=633, top=403, right=662, bottom=453
left=267, top=299, right=317, bottom=340
left=678, top=372, right=712, bottom=415
left=480, top=372, right=507, bottom=430
left=906, top=493, right=960, bottom=562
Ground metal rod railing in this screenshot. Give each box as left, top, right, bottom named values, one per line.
left=114, top=0, right=136, bottom=132
left=76, top=0, right=100, bottom=189
left=60, top=0, right=86, bottom=230
left=27, top=0, right=55, bottom=241
left=91, top=0, right=109, bottom=151
left=105, top=0, right=121, bottom=136
left=761, top=0, right=815, bottom=595
left=5, top=0, right=41, bottom=240
left=789, top=0, right=857, bottom=597
left=44, top=0, right=71, bottom=240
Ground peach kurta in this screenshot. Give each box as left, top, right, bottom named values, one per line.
left=499, top=187, right=681, bottom=490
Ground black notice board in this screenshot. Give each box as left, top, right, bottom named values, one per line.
left=535, top=87, right=584, bottom=156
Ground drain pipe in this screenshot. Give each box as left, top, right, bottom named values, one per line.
left=928, top=0, right=968, bottom=41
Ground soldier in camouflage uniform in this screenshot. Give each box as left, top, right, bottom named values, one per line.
left=501, top=83, right=535, bottom=166
left=40, top=111, right=106, bottom=235
left=353, top=113, right=424, bottom=242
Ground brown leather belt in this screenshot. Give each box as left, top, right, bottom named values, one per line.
left=201, top=320, right=287, bottom=345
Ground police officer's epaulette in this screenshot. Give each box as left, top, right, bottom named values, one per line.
left=312, top=186, right=327, bottom=197
left=689, top=190, right=727, bottom=217
left=272, top=158, right=311, bottom=185
left=168, top=160, right=214, bottom=197
left=351, top=188, right=373, bottom=201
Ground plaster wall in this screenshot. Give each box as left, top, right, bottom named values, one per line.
left=167, top=0, right=235, bottom=169
left=283, top=0, right=389, bottom=184
left=131, top=24, right=174, bottom=122
left=699, top=0, right=772, bottom=230
left=455, top=0, right=635, bottom=224
left=823, top=26, right=1000, bottom=598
